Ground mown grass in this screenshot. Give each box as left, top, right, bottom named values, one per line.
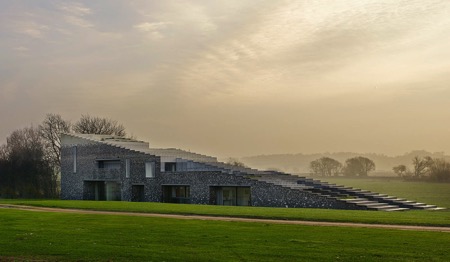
left=1, top=199, right=449, bottom=227
left=321, top=177, right=450, bottom=208
left=0, top=208, right=449, bottom=261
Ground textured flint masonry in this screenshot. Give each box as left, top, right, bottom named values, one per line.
left=60, top=134, right=364, bottom=210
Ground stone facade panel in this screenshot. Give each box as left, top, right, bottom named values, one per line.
left=60, top=135, right=363, bottom=210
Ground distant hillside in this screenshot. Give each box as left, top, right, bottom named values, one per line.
left=240, top=150, right=450, bottom=175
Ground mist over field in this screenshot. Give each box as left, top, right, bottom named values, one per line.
left=240, top=150, right=450, bottom=174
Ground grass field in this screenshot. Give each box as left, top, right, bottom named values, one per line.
left=320, top=177, right=450, bottom=208
left=1, top=179, right=449, bottom=261
left=0, top=208, right=449, bottom=261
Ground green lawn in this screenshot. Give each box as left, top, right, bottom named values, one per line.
left=320, top=177, right=450, bottom=208
left=2, top=179, right=448, bottom=261
left=1, top=199, right=449, bottom=227
left=0, top=208, right=449, bottom=261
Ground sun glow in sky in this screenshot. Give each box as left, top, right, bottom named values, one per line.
left=1, top=0, right=450, bottom=158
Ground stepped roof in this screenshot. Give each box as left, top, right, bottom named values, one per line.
left=63, top=133, right=217, bottom=162
left=62, top=133, right=266, bottom=175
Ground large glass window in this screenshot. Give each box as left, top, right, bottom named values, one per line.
left=237, top=187, right=251, bottom=206
left=162, top=185, right=190, bottom=204
left=222, top=187, right=236, bottom=206
left=105, top=182, right=121, bottom=201
left=212, top=186, right=251, bottom=206
left=84, top=181, right=121, bottom=201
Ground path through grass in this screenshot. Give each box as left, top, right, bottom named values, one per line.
left=1, top=199, right=449, bottom=227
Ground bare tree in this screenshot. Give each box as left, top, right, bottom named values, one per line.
left=412, top=156, right=433, bottom=178
left=392, top=164, right=408, bottom=177
left=0, top=144, right=7, bottom=160
left=428, top=158, right=450, bottom=182
left=73, top=114, right=126, bottom=136
left=39, top=113, right=71, bottom=168
left=310, top=157, right=342, bottom=176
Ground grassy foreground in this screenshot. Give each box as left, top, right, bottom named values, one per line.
left=0, top=208, right=449, bottom=261
left=1, top=199, right=449, bottom=227
left=2, top=179, right=449, bottom=261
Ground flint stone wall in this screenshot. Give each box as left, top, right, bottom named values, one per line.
left=60, top=141, right=363, bottom=210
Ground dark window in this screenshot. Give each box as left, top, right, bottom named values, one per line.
left=97, top=160, right=121, bottom=170
left=164, top=162, right=177, bottom=172
left=132, top=185, right=145, bottom=202
left=162, top=185, right=190, bottom=204
left=83, top=181, right=121, bottom=201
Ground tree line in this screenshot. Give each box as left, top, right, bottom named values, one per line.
left=310, top=154, right=450, bottom=182
left=393, top=156, right=450, bottom=182
left=309, top=156, right=376, bottom=177
left=0, top=114, right=126, bottom=198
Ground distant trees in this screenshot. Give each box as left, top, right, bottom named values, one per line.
left=0, top=113, right=128, bottom=199
left=73, top=115, right=126, bottom=137
left=394, top=156, right=450, bottom=182
left=309, top=156, right=376, bottom=177
left=309, top=157, right=342, bottom=176
left=226, top=158, right=247, bottom=168
left=342, top=157, right=376, bottom=177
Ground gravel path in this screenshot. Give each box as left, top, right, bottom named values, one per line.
left=1, top=204, right=449, bottom=233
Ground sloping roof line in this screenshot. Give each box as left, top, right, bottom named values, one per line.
left=63, top=133, right=268, bottom=175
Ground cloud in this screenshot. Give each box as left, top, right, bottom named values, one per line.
left=133, top=22, right=169, bottom=39
left=13, top=46, right=29, bottom=52
left=63, top=15, right=93, bottom=28
left=59, top=2, right=94, bottom=28
left=15, top=21, right=49, bottom=38
left=170, top=2, right=217, bottom=33
left=134, top=22, right=167, bottom=32
left=59, top=2, right=92, bottom=16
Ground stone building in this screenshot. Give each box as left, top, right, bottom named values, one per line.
left=60, top=133, right=442, bottom=211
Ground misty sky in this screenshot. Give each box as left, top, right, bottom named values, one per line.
left=1, top=0, right=450, bottom=158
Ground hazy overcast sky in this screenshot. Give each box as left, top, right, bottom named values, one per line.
left=1, top=0, right=450, bottom=158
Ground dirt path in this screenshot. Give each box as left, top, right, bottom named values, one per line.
left=1, top=204, right=449, bottom=233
